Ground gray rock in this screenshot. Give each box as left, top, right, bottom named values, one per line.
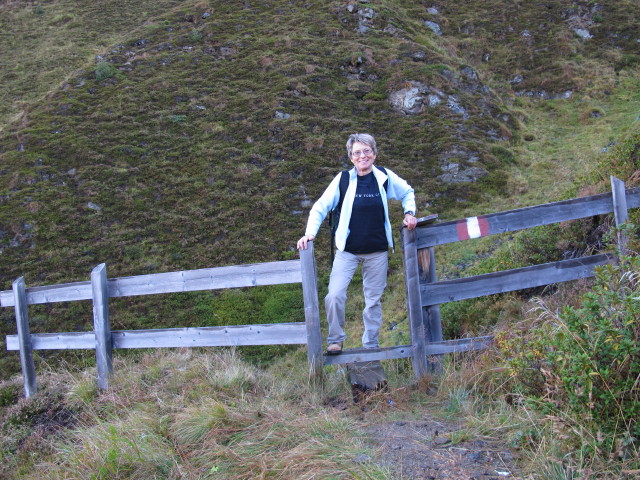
left=403, top=88, right=423, bottom=111
left=383, top=24, right=398, bottom=35
left=446, top=96, right=467, bottom=118
left=574, top=28, right=593, bottom=39
left=412, top=50, right=427, bottom=61
left=356, top=7, right=375, bottom=33
left=424, top=20, right=442, bottom=36
left=438, top=165, right=487, bottom=184
left=388, top=81, right=428, bottom=115
left=428, top=94, right=442, bottom=106
left=460, top=66, right=478, bottom=81
left=359, top=7, right=375, bottom=19
left=437, top=147, right=487, bottom=184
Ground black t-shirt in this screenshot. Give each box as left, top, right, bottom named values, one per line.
left=345, top=172, right=388, bottom=253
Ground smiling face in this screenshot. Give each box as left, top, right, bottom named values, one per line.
left=350, top=141, right=377, bottom=176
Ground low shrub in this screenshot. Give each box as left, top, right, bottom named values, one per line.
left=94, top=61, right=118, bottom=82
left=497, top=256, right=640, bottom=458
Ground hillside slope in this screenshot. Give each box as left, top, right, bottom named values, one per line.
left=0, top=0, right=639, bottom=377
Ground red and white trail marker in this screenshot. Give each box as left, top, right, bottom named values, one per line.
left=456, top=216, right=490, bottom=240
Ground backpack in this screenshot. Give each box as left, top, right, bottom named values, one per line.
left=328, top=167, right=388, bottom=262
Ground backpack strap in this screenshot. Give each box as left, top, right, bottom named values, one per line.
left=376, top=166, right=389, bottom=192
left=328, top=170, right=349, bottom=263
left=337, top=170, right=350, bottom=214
left=329, top=170, right=349, bottom=235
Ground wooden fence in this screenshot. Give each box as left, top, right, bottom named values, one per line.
left=400, top=176, right=639, bottom=377
left=3, top=251, right=323, bottom=397
left=3, top=176, right=639, bottom=397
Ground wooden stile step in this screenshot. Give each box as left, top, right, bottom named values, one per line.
left=347, top=360, right=388, bottom=403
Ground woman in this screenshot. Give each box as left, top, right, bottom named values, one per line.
left=297, top=133, right=417, bottom=355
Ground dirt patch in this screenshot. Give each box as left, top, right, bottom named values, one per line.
left=364, top=413, right=524, bottom=480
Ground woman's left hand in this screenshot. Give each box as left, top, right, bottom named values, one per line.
left=403, top=213, right=417, bottom=230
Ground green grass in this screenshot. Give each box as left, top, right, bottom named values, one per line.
left=0, top=349, right=392, bottom=480
left=0, top=0, right=187, bottom=128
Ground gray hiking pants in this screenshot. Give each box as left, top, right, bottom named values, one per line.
left=325, top=249, right=388, bottom=348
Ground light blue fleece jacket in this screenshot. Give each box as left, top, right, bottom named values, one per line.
left=304, top=165, right=416, bottom=252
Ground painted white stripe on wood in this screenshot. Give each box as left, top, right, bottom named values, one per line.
left=467, top=217, right=481, bottom=239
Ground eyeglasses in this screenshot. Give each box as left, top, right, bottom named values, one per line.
left=351, top=148, right=373, bottom=157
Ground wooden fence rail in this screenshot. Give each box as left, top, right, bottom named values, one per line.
left=3, top=176, right=639, bottom=397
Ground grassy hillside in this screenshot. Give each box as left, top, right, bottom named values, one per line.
left=1, top=2, right=640, bottom=478
left=0, top=0, right=639, bottom=377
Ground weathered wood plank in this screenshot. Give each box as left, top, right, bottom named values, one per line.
left=611, top=176, right=629, bottom=256
left=1, top=260, right=302, bottom=307
left=423, top=247, right=443, bottom=343
left=7, top=332, right=95, bottom=350
left=416, top=214, right=439, bottom=227
left=421, top=247, right=443, bottom=373
left=112, top=323, right=307, bottom=348
left=7, top=323, right=308, bottom=351
left=299, top=242, right=323, bottom=376
left=108, top=260, right=302, bottom=298
left=424, top=336, right=493, bottom=355
left=13, top=278, right=37, bottom=397
left=9, top=333, right=491, bottom=359
left=401, top=227, right=428, bottom=378
left=416, top=188, right=640, bottom=249
left=421, top=254, right=613, bottom=306
left=628, top=188, right=640, bottom=209
left=0, top=281, right=92, bottom=307
left=92, top=264, right=112, bottom=390
left=322, top=338, right=492, bottom=366
left=348, top=361, right=387, bottom=390
left=348, top=361, right=388, bottom=403
left=323, top=345, right=413, bottom=365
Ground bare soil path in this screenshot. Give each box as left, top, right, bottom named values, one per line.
left=365, top=412, right=525, bottom=480
left=332, top=362, right=527, bottom=479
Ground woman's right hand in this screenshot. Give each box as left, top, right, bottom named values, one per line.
left=297, top=234, right=314, bottom=250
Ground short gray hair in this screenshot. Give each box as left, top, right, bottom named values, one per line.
left=346, top=133, right=377, bottom=157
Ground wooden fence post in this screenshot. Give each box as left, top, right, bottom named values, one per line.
left=92, top=263, right=112, bottom=390
left=13, top=277, right=37, bottom=398
left=419, top=247, right=443, bottom=343
left=300, top=242, right=323, bottom=376
left=610, top=176, right=629, bottom=257
left=401, top=227, right=428, bottom=379
left=420, top=247, right=443, bottom=373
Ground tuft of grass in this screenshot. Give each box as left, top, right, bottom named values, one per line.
left=1, top=348, right=391, bottom=480
left=94, top=61, right=119, bottom=82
